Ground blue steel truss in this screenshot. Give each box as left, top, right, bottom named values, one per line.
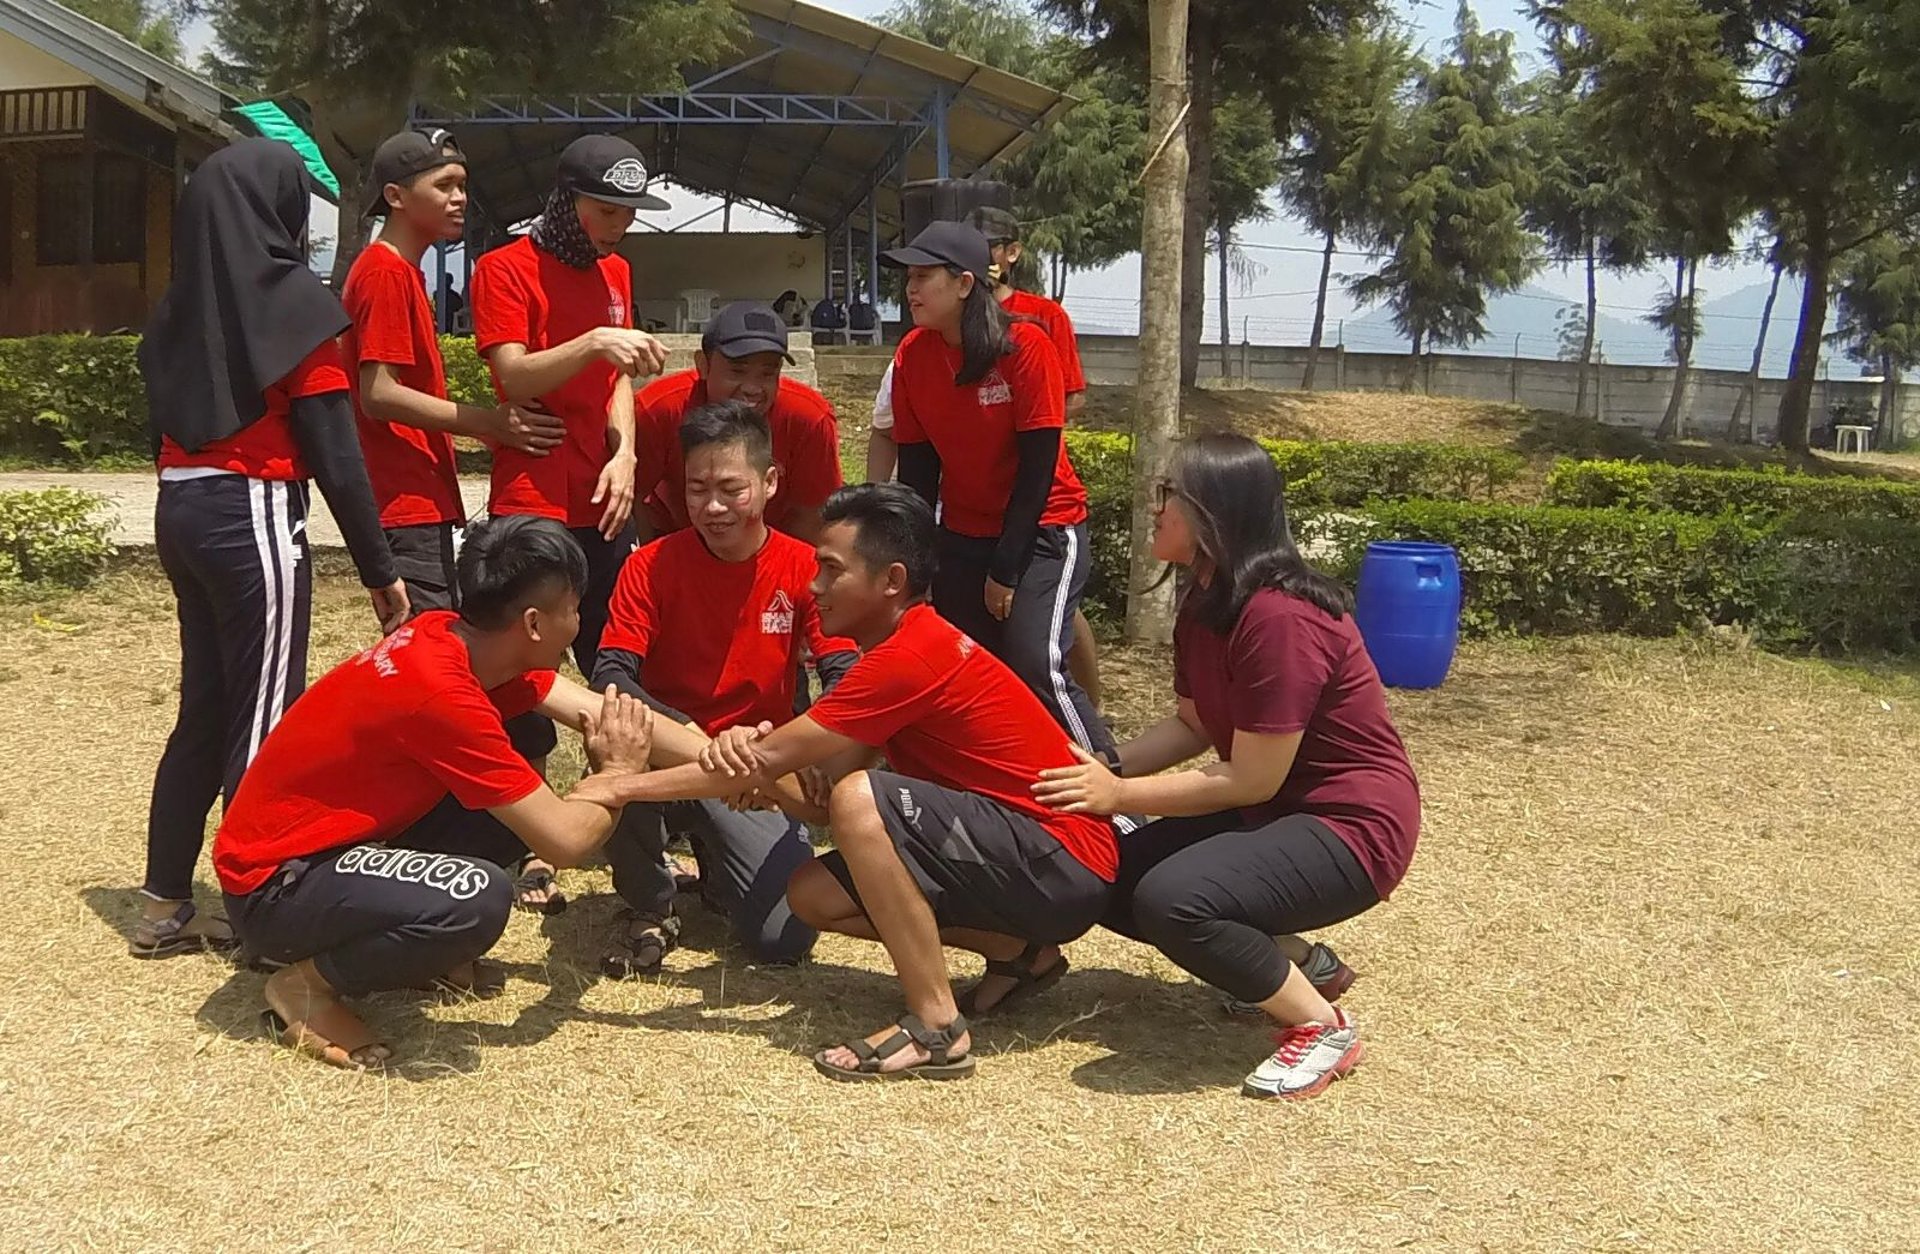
left=411, top=93, right=935, bottom=129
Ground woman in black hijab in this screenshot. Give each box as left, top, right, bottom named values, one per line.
left=133, top=138, right=407, bottom=958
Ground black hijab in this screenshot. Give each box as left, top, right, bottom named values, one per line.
left=141, top=138, right=350, bottom=452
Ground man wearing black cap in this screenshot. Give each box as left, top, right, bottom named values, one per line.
left=633, top=300, right=842, bottom=543
left=470, top=134, right=672, bottom=699
left=343, top=128, right=568, bottom=614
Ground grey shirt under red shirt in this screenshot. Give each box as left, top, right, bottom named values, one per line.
left=1174, top=587, right=1420, bottom=898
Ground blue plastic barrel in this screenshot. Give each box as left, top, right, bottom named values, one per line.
left=1354, top=541, right=1462, bottom=689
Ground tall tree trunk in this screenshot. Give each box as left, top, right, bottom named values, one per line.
left=1727, top=260, right=1782, bottom=443
left=1216, top=218, right=1231, bottom=376
left=1657, top=255, right=1695, bottom=440
left=1303, top=225, right=1335, bottom=391
left=1404, top=327, right=1423, bottom=392
left=329, top=157, right=375, bottom=289
left=1778, top=208, right=1831, bottom=453
left=1576, top=238, right=1598, bottom=419
left=1879, top=352, right=1898, bottom=449
left=1127, top=0, right=1190, bottom=646
left=1178, top=16, right=1216, bottom=391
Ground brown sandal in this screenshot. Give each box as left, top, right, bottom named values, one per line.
left=813, top=1013, right=976, bottom=1082
left=600, top=911, right=681, bottom=979
left=260, top=1008, right=390, bottom=1072
left=129, top=901, right=240, bottom=959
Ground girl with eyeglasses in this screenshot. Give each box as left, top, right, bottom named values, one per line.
left=1034, top=432, right=1421, bottom=1099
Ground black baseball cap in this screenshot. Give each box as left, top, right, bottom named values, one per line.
left=965, top=206, right=1021, bottom=244
left=881, top=221, right=993, bottom=280
left=364, top=128, right=465, bottom=219
left=557, top=135, right=669, bottom=211
left=702, top=301, right=793, bottom=363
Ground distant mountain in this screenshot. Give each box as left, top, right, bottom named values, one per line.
left=1343, top=277, right=1853, bottom=379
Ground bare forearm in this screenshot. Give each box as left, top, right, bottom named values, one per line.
left=494, top=338, right=599, bottom=402
left=1115, top=762, right=1270, bottom=819
left=606, top=378, right=636, bottom=459
left=1117, top=715, right=1210, bottom=778
left=364, top=375, right=494, bottom=437
left=519, top=794, right=619, bottom=869
left=866, top=429, right=898, bottom=483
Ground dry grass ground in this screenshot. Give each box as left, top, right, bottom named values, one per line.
left=0, top=562, right=1915, bottom=1249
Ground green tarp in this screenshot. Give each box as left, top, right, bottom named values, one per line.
left=229, top=100, right=339, bottom=197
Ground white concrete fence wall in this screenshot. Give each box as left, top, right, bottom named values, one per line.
left=1073, top=335, right=1920, bottom=444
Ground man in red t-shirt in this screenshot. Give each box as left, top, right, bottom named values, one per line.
left=591, top=399, right=857, bottom=973
left=572, top=484, right=1119, bottom=1082
left=214, top=516, right=658, bottom=1070
left=470, top=134, right=671, bottom=689
left=343, top=128, right=566, bottom=611
left=634, top=302, right=842, bottom=543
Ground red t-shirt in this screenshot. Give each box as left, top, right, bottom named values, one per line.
left=890, top=322, right=1088, bottom=537
left=599, top=528, right=853, bottom=736
left=1175, top=588, right=1421, bottom=898
left=1004, top=289, right=1087, bottom=395
left=156, top=342, right=349, bottom=480
left=807, top=603, right=1117, bottom=881
left=340, top=242, right=465, bottom=528
left=212, top=611, right=556, bottom=895
left=471, top=236, right=633, bottom=527
left=633, top=370, right=843, bottom=536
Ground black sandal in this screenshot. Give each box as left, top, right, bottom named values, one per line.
left=955, top=943, right=1069, bottom=1018
left=812, top=1013, right=976, bottom=1082
left=600, top=911, right=681, bottom=979
left=128, top=901, right=241, bottom=960
left=512, top=860, right=568, bottom=916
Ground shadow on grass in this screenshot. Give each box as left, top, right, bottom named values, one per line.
left=84, top=882, right=1260, bottom=1092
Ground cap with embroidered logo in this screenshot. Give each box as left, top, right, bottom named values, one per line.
left=556, top=134, right=670, bottom=211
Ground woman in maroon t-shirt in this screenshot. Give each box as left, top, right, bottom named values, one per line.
left=1035, top=432, right=1420, bottom=1101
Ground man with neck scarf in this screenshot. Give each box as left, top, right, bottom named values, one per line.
left=470, top=135, right=670, bottom=711
left=134, top=139, right=408, bottom=960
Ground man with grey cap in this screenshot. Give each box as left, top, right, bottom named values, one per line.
left=470, top=134, right=672, bottom=774
left=634, top=300, right=842, bottom=543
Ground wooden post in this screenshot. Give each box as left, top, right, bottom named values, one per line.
left=1125, top=0, right=1190, bottom=646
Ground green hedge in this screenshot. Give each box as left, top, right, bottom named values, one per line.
left=1068, top=431, right=1523, bottom=623
left=1545, top=458, right=1920, bottom=523
left=0, top=487, right=112, bottom=589
left=1300, top=499, right=1920, bottom=654
left=0, top=335, right=496, bottom=467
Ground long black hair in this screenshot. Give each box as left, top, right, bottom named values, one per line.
left=1166, top=432, right=1353, bottom=632
left=952, top=266, right=1017, bottom=386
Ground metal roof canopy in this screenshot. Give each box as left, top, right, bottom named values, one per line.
left=410, top=0, right=1073, bottom=249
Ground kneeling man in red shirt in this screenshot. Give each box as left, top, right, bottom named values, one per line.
left=573, top=484, right=1119, bottom=1082
left=214, top=516, right=660, bottom=1070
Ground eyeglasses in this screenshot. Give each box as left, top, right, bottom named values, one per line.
left=1152, top=477, right=1180, bottom=511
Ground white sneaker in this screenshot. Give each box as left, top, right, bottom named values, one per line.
left=1241, top=1007, right=1363, bottom=1100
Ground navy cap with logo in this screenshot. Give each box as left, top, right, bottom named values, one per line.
left=364, top=128, right=466, bottom=219
left=557, top=135, right=670, bottom=211
left=703, top=301, right=794, bottom=363
left=880, top=221, right=993, bottom=281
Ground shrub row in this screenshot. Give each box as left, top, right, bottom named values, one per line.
left=1545, top=458, right=1920, bottom=523
left=1298, top=499, right=1920, bottom=655
left=1070, top=431, right=1522, bottom=622
left=0, top=487, right=113, bottom=589
left=0, top=335, right=496, bottom=466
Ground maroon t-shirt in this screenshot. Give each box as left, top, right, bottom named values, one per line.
left=1174, top=588, right=1420, bottom=898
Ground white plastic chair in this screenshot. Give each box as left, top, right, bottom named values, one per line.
left=678, top=288, right=721, bottom=332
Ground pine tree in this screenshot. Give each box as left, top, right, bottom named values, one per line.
left=1347, top=3, right=1539, bottom=384
left=1833, top=233, right=1920, bottom=448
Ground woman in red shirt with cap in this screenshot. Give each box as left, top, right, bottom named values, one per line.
left=1035, top=432, right=1421, bottom=1102
left=880, top=221, right=1119, bottom=764
left=134, top=139, right=407, bottom=959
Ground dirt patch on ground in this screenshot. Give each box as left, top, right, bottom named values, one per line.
left=1, top=567, right=1915, bottom=1247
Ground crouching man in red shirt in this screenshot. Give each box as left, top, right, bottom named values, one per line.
left=591, top=399, right=858, bottom=974
left=212, top=516, right=659, bottom=1071
left=572, top=484, right=1119, bottom=1082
